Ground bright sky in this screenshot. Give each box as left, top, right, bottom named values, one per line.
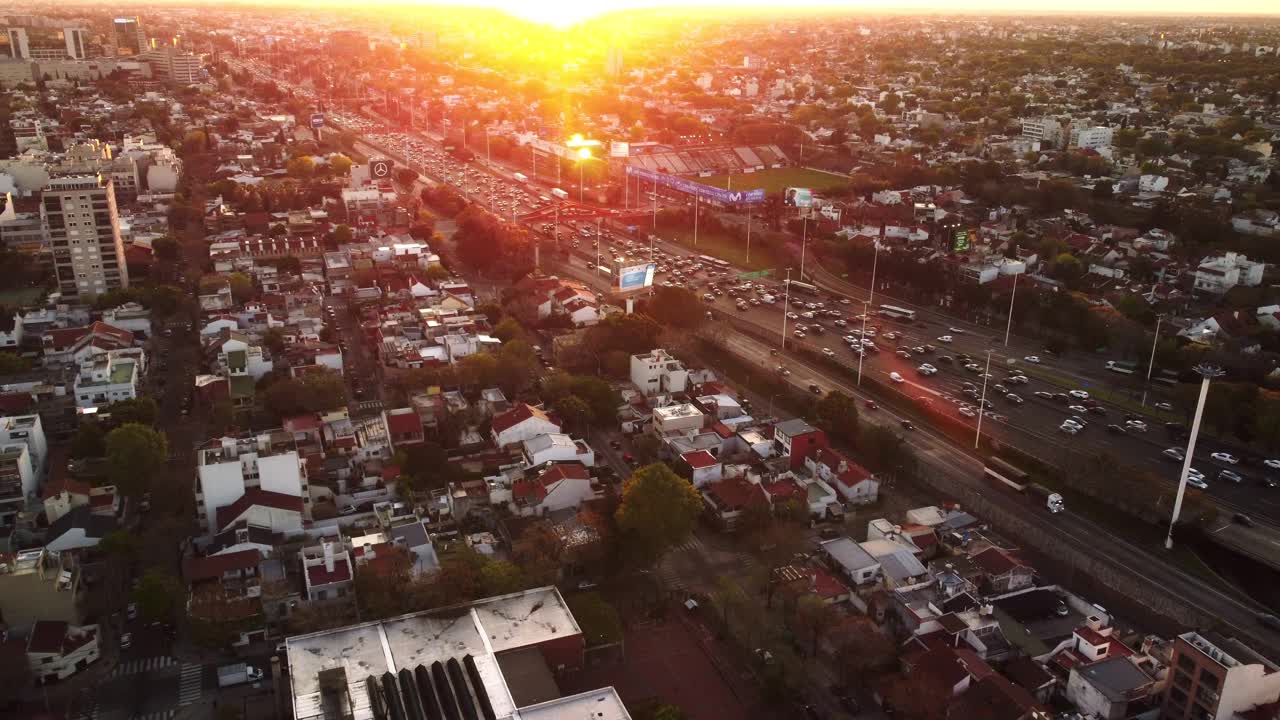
left=447, top=0, right=1280, bottom=27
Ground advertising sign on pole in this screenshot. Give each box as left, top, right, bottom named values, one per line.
left=310, top=113, right=325, bottom=129
left=370, top=159, right=392, bottom=179
left=784, top=187, right=813, bottom=208
left=618, top=263, right=657, bottom=291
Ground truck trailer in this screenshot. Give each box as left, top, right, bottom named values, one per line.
left=217, top=663, right=264, bottom=688
left=983, top=458, right=1065, bottom=513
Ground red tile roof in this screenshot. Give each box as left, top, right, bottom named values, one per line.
left=710, top=422, right=735, bottom=438
left=513, top=462, right=591, bottom=502
left=972, top=547, right=1025, bottom=577
left=307, top=557, right=352, bottom=587
left=815, top=448, right=873, bottom=488
left=385, top=408, right=423, bottom=436
left=42, top=476, right=92, bottom=500
left=0, top=392, right=35, bottom=414
left=184, top=549, right=262, bottom=582
left=703, top=476, right=767, bottom=512
left=911, top=646, right=971, bottom=689
left=763, top=479, right=804, bottom=500
left=682, top=450, right=718, bottom=470
left=26, top=620, right=70, bottom=654
left=283, top=414, right=321, bottom=433
left=214, top=489, right=304, bottom=531
left=491, top=403, right=557, bottom=435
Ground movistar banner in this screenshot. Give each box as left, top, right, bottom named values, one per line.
left=625, top=165, right=765, bottom=205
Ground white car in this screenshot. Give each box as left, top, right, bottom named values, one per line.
left=937, top=335, right=954, bottom=343
left=786, top=312, right=799, bottom=320
left=889, top=372, right=905, bottom=384
left=1266, top=459, right=1280, bottom=471
left=959, top=406, right=977, bottom=418
left=1187, top=475, right=1209, bottom=490
left=948, top=327, right=965, bottom=334
left=1006, top=393, right=1024, bottom=404
left=1024, top=356, right=1041, bottom=364
left=917, top=364, right=938, bottom=376
left=1163, top=448, right=1186, bottom=461
left=822, top=348, right=836, bottom=358
left=1125, top=420, right=1148, bottom=432
left=1059, top=422, right=1081, bottom=435
left=1068, top=390, right=1090, bottom=400
left=1068, top=405, right=1088, bottom=414
left=1210, top=452, right=1239, bottom=465
left=1153, top=402, right=1173, bottom=411
left=793, top=330, right=806, bottom=339
left=883, top=332, right=898, bottom=340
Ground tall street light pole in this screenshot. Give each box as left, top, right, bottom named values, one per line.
left=1142, top=315, right=1164, bottom=408
left=857, top=301, right=869, bottom=386
left=745, top=206, right=752, bottom=266
left=1166, top=365, right=1223, bottom=550
left=694, top=193, right=699, bottom=248
left=1004, top=270, right=1020, bottom=347
left=781, top=268, right=791, bottom=351
left=800, top=216, right=808, bottom=279
left=974, top=349, right=993, bottom=449
left=868, top=239, right=880, bottom=307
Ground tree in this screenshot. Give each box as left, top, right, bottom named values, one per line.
left=228, top=272, right=255, bottom=303
left=615, top=463, right=704, bottom=566
left=0, top=352, right=32, bottom=374
left=105, top=423, right=169, bottom=497
left=644, top=287, right=705, bottom=329
left=512, top=521, right=563, bottom=585
left=565, top=592, right=623, bottom=647
left=131, top=571, right=180, bottom=622
left=792, top=595, right=831, bottom=657
left=333, top=224, right=354, bottom=245
left=287, top=155, right=315, bottom=180
left=262, top=327, right=287, bottom=355
left=552, top=396, right=591, bottom=433
left=814, top=391, right=859, bottom=446
left=329, top=153, right=353, bottom=176
left=106, top=397, right=158, bottom=426
left=70, top=420, right=106, bottom=459
left=492, top=317, right=523, bottom=343
left=262, top=370, right=348, bottom=420
left=480, top=560, right=527, bottom=596
left=153, top=236, right=180, bottom=262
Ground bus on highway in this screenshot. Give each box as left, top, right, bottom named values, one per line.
left=697, top=254, right=731, bottom=269
left=878, top=304, right=917, bottom=321
left=784, top=279, right=819, bottom=295
left=550, top=188, right=569, bottom=200
left=513, top=172, right=528, bottom=184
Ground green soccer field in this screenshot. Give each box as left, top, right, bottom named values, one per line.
left=699, top=167, right=849, bottom=195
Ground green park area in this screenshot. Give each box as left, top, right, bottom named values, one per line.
left=700, top=166, right=850, bottom=195
left=663, top=227, right=785, bottom=273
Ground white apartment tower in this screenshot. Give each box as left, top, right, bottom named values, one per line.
left=41, top=175, right=129, bottom=300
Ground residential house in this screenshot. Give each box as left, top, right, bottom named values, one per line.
left=681, top=449, right=723, bottom=487
left=42, top=476, right=92, bottom=524
left=383, top=408, right=425, bottom=451
left=630, top=349, right=688, bottom=397
left=0, top=442, right=36, bottom=523
left=1066, top=656, right=1156, bottom=720
left=971, top=546, right=1035, bottom=594
left=511, top=463, right=597, bottom=517
left=861, top=539, right=930, bottom=588
left=195, top=432, right=309, bottom=536
left=491, top=403, right=562, bottom=448
left=805, top=448, right=878, bottom=505
left=774, top=418, right=828, bottom=470
left=700, top=475, right=766, bottom=529
left=25, top=621, right=100, bottom=682
left=820, top=536, right=882, bottom=586
left=73, top=349, right=141, bottom=408
left=1193, top=252, right=1266, bottom=294
left=1161, top=631, right=1280, bottom=720
left=652, top=403, right=705, bottom=436
left=45, top=505, right=116, bottom=553
left=301, top=540, right=353, bottom=602
left=522, top=434, right=595, bottom=469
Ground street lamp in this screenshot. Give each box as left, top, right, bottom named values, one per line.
left=868, top=239, right=880, bottom=307
left=1166, top=364, right=1224, bottom=550
left=974, top=349, right=993, bottom=449
left=857, top=301, right=869, bottom=386
left=1142, top=315, right=1164, bottom=408
left=781, top=268, right=792, bottom=351
left=1004, top=269, right=1020, bottom=347
left=577, top=146, right=591, bottom=203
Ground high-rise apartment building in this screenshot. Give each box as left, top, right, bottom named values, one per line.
left=112, top=16, right=146, bottom=57
left=1161, top=631, right=1280, bottom=720
left=41, top=175, right=129, bottom=300
left=139, top=47, right=203, bottom=85
left=1070, top=125, right=1115, bottom=150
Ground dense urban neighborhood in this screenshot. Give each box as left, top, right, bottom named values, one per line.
left=2, top=5, right=1280, bottom=720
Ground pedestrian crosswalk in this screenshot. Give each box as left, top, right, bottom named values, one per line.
left=178, top=662, right=205, bottom=706
left=671, top=535, right=705, bottom=553
left=131, top=711, right=176, bottom=720
left=110, top=656, right=176, bottom=678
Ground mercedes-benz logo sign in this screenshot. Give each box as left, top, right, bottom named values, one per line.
left=372, top=161, right=390, bottom=178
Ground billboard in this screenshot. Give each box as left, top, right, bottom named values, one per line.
left=370, top=159, right=393, bottom=180
left=310, top=113, right=325, bottom=129
left=952, top=229, right=971, bottom=252
left=610, top=141, right=630, bottom=158
left=624, top=165, right=764, bottom=205
left=618, top=263, right=657, bottom=291
left=784, top=187, right=813, bottom=208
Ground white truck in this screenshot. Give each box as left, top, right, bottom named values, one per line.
left=550, top=188, right=569, bottom=200
left=512, top=172, right=528, bottom=184
left=1105, top=360, right=1137, bottom=375
left=217, top=663, right=264, bottom=688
